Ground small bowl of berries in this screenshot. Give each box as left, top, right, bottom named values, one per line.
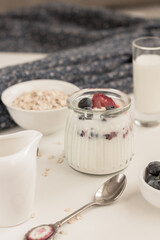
left=139, top=161, right=160, bottom=208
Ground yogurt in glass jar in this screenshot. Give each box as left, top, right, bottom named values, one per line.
left=64, top=88, right=133, bottom=175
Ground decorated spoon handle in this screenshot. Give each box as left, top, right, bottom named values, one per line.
left=55, top=201, right=96, bottom=227
left=24, top=201, right=96, bottom=240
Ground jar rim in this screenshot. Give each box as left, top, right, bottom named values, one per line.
left=67, top=88, right=131, bottom=116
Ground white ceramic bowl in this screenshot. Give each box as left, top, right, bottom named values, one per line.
left=139, top=162, right=160, bottom=208
left=1, top=79, right=79, bottom=135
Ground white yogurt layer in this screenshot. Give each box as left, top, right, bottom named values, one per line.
left=65, top=110, right=133, bottom=175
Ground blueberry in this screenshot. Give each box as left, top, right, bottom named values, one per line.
left=146, top=161, right=160, bottom=175
left=89, top=128, right=98, bottom=138
left=148, top=180, right=160, bottom=190
left=145, top=173, right=158, bottom=183
left=78, top=98, right=93, bottom=109
left=90, top=129, right=94, bottom=138
left=106, top=106, right=116, bottom=110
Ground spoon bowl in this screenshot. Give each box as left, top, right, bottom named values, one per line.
left=95, top=173, right=127, bottom=205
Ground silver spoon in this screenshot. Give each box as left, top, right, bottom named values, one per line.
left=24, top=173, right=126, bottom=240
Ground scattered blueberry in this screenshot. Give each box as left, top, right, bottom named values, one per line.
left=146, top=161, right=160, bottom=175
left=106, top=106, right=116, bottom=110
left=78, top=98, right=93, bottom=109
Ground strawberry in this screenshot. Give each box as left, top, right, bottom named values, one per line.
left=92, top=93, right=117, bottom=109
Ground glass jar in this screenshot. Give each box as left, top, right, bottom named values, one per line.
left=64, top=88, right=133, bottom=175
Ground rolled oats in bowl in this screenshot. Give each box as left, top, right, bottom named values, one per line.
left=1, top=79, right=79, bottom=134
left=12, top=89, right=68, bottom=111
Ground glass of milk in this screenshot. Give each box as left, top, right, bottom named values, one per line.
left=132, top=37, right=160, bottom=127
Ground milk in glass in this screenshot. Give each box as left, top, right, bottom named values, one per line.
left=133, top=54, right=160, bottom=114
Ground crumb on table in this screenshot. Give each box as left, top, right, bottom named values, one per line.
left=53, top=141, right=62, bottom=145
left=42, top=172, right=49, bottom=177
left=59, top=230, right=68, bottom=235
left=57, top=158, right=64, bottom=164
left=30, top=213, right=36, bottom=218
left=42, top=168, right=51, bottom=177
left=48, top=155, right=55, bottom=160
left=45, top=168, right=50, bottom=171
left=64, top=208, right=71, bottom=212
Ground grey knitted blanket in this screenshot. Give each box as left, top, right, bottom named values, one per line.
left=0, top=3, right=160, bottom=130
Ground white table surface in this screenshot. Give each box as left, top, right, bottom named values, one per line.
left=0, top=53, right=160, bottom=240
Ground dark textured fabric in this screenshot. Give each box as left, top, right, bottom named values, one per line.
left=0, top=3, right=160, bottom=130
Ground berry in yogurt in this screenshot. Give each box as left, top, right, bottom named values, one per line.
left=78, top=97, right=93, bottom=109
left=78, top=93, right=117, bottom=110
left=106, top=106, right=116, bottom=110
left=92, top=93, right=117, bottom=109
